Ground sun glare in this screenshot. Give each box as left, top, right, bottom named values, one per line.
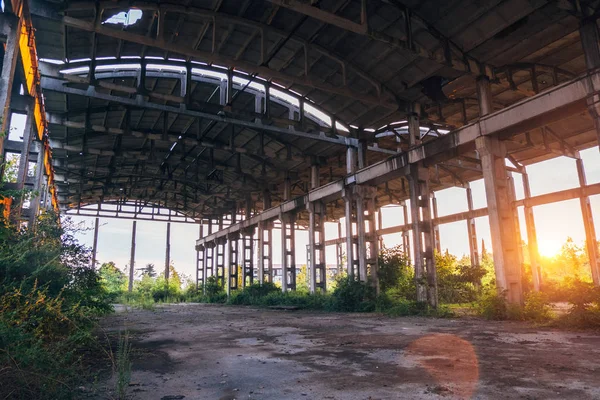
left=537, top=241, right=561, bottom=258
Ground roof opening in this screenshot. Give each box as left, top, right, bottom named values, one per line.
left=103, top=9, right=143, bottom=27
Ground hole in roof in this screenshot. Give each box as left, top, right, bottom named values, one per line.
left=103, top=9, right=143, bottom=27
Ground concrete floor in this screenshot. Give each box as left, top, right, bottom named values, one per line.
left=96, top=304, right=600, bottom=400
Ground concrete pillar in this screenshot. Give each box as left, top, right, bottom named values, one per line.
left=346, top=146, right=357, bottom=174
left=576, top=158, right=600, bottom=285
left=377, top=207, right=384, bottom=250
left=307, top=201, right=326, bottom=293
left=257, top=220, right=265, bottom=284
left=465, top=185, right=480, bottom=270
left=408, top=104, right=421, bottom=147
left=0, top=14, right=21, bottom=155
left=408, top=166, right=437, bottom=307
left=402, top=200, right=411, bottom=264
left=522, top=172, right=542, bottom=291
left=336, top=220, right=343, bottom=273
left=215, top=237, right=226, bottom=287
left=196, top=223, right=203, bottom=289
left=476, top=136, right=523, bottom=303
left=91, top=217, right=99, bottom=268
left=365, top=190, right=380, bottom=294
left=28, top=140, right=45, bottom=226
left=165, top=222, right=171, bottom=280
left=280, top=212, right=296, bottom=291
left=431, top=192, right=441, bottom=253
left=242, top=226, right=255, bottom=287
left=128, top=220, right=137, bottom=292
left=15, top=99, right=35, bottom=192
left=283, top=176, right=292, bottom=201
left=476, top=75, right=493, bottom=117
left=203, top=219, right=213, bottom=287
left=355, top=191, right=367, bottom=281
left=310, top=163, right=320, bottom=189
left=226, top=232, right=239, bottom=295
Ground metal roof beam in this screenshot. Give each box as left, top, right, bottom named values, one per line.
left=40, top=75, right=358, bottom=147
left=30, top=1, right=399, bottom=110
left=265, top=0, right=493, bottom=78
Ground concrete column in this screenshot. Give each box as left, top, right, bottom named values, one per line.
left=226, top=233, right=238, bottom=295
left=283, top=176, right=292, bottom=201
left=476, top=136, right=523, bottom=303
left=196, top=223, right=203, bottom=289
left=307, top=201, right=326, bottom=293
left=203, top=219, right=213, bottom=288
left=357, top=139, right=367, bottom=169
left=165, top=222, right=171, bottom=280
left=15, top=99, right=35, bottom=192
left=336, top=220, right=343, bottom=272
left=215, top=237, right=226, bottom=287
left=465, top=185, right=480, bottom=270
left=91, top=217, right=99, bottom=268
left=365, top=191, right=379, bottom=294
left=408, top=104, right=421, bottom=147
left=346, top=146, right=357, bottom=174
left=402, top=200, right=411, bottom=264
left=227, top=207, right=239, bottom=294
left=408, top=166, right=437, bottom=307
left=257, top=220, right=265, bottom=284
left=342, top=189, right=355, bottom=277
left=476, top=75, right=493, bottom=117
left=128, top=220, right=137, bottom=292
left=28, top=140, right=45, bottom=226
left=280, top=212, right=296, bottom=291
left=576, top=158, right=600, bottom=285
left=377, top=208, right=384, bottom=250
left=522, top=172, right=542, bottom=291
left=310, top=163, right=320, bottom=189
left=355, top=192, right=367, bottom=281
left=242, top=226, right=255, bottom=287
left=431, top=192, right=441, bottom=253
left=0, top=14, right=21, bottom=155
left=308, top=204, right=317, bottom=292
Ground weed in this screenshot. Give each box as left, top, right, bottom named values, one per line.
left=115, top=333, right=132, bottom=399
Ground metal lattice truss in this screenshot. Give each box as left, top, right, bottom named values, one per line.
left=27, top=0, right=600, bottom=220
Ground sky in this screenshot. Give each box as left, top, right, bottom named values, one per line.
left=65, top=146, right=600, bottom=281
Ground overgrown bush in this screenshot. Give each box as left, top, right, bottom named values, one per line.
left=328, top=276, right=377, bottom=312
left=202, top=276, right=227, bottom=303
left=555, top=279, right=600, bottom=328
left=522, top=291, right=553, bottom=322
left=228, top=282, right=280, bottom=305
left=0, top=211, right=112, bottom=399
left=476, top=288, right=509, bottom=320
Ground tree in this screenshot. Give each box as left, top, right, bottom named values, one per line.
left=99, top=261, right=126, bottom=298
left=377, top=245, right=411, bottom=292
left=138, top=263, right=156, bottom=278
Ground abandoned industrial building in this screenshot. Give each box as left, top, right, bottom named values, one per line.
left=3, top=0, right=600, bottom=398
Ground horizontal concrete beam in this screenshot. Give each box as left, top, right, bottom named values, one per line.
left=197, top=71, right=600, bottom=246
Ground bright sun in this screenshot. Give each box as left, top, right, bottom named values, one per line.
left=537, top=241, right=560, bottom=258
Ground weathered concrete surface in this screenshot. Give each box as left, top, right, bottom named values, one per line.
left=99, top=304, right=600, bottom=399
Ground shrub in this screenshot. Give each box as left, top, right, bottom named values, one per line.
left=328, top=276, right=376, bottom=312
left=203, top=276, right=227, bottom=303
left=522, top=291, right=553, bottom=322
left=554, top=279, right=600, bottom=328
left=228, top=282, right=280, bottom=305
left=476, top=289, right=509, bottom=320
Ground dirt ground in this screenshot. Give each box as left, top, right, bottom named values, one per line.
left=91, top=303, right=600, bottom=400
